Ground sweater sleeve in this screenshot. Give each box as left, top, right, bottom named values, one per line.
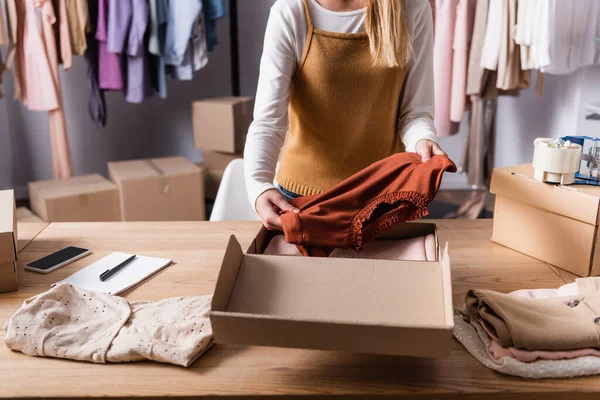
left=244, top=3, right=297, bottom=209
left=399, top=0, right=439, bottom=153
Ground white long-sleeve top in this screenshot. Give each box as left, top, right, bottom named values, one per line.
left=244, top=0, right=439, bottom=208
left=480, top=0, right=505, bottom=71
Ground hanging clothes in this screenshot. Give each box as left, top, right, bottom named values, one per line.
left=433, top=0, right=460, bottom=137
left=0, top=2, right=6, bottom=45
left=51, top=0, right=73, bottom=69
left=106, top=0, right=130, bottom=54
left=0, top=62, right=4, bottom=100
left=125, top=0, right=152, bottom=103
left=17, top=0, right=72, bottom=178
left=65, top=0, right=90, bottom=55
left=462, top=0, right=495, bottom=190
left=96, top=0, right=122, bottom=90
left=463, top=98, right=497, bottom=188
left=85, top=0, right=106, bottom=127
left=479, top=0, right=504, bottom=71
left=496, top=0, right=530, bottom=90
left=429, top=0, right=436, bottom=32
left=531, top=0, right=552, bottom=70
left=4, top=0, right=21, bottom=99
left=148, top=0, right=168, bottom=98
left=514, top=0, right=535, bottom=70
left=106, top=0, right=152, bottom=103
left=164, top=0, right=204, bottom=81
left=0, top=0, right=7, bottom=99
left=466, top=0, right=489, bottom=97
left=17, top=0, right=56, bottom=108
left=542, top=0, right=600, bottom=75
left=191, top=11, right=208, bottom=72
left=449, top=0, right=477, bottom=123
left=202, top=0, right=226, bottom=52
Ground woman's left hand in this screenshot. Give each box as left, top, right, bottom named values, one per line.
left=415, top=139, right=446, bottom=162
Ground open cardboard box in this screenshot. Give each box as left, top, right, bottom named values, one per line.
left=210, top=222, right=454, bottom=357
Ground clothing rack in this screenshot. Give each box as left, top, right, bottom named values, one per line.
left=229, top=0, right=241, bottom=96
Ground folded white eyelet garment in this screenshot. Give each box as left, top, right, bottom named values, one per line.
left=4, top=284, right=213, bottom=367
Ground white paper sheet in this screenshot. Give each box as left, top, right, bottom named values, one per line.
left=55, top=252, right=172, bottom=296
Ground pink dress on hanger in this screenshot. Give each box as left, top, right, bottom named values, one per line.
left=433, top=0, right=460, bottom=137
left=19, top=0, right=73, bottom=178
left=449, top=0, right=477, bottom=123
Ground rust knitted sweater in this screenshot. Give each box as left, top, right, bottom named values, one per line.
left=280, top=153, right=457, bottom=257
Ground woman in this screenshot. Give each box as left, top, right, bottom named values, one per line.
left=245, top=0, right=445, bottom=230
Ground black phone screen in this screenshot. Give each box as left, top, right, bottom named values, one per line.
left=27, top=247, right=89, bottom=271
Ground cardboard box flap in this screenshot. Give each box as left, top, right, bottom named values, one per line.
left=490, top=164, right=600, bottom=225
left=150, top=157, right=202, bottom=176
left=108, top=160, right=156, bottom=181
left=29, top=174, right=116, bottom=199
left=441, top=243, right=453, bottom=327
left=0, top=190, right=17, bottom=264
left=109, top=157, right=200, bottom=181
left=212, top=236, right=245, bottom=312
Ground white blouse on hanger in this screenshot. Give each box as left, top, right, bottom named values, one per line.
left=480, top=0, right=504, bottom=71
left=542, top=0, right=600, bottom=75
left=514, top=0, right=536, bottom=70
left=532, top=0, right=552, bottom=70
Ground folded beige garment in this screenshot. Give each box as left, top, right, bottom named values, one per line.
left=263, top=234, right=437, bottom=261
left=4, top=284, right=213, bottom=367
left=453, top=310, right=600, bottom=379
left=465, top=277, right=600, bottom=351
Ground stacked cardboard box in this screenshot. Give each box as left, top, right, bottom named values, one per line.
left=197, top=151, right=243, bottom=200
left=109, top=157, right=205, bottom=221
left=29, top=174, right=121, bottom=222
left=192, top=97, right=253, bottom=199
left=22, top=97, right=254, bottom=222
left=27, top=157, right=206, bottom=222
left=0, top=190, right=18, bottom=293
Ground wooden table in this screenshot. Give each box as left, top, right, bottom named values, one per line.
left=0, top=220, right=596, bottom=399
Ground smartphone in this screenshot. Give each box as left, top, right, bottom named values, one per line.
left=25, top=246, right=91, bottom=274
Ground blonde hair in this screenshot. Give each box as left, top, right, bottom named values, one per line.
left=365, top=0, right=412, bottom=68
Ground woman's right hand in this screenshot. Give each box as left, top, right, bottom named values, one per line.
left=255, top=189, right=299, bottom=230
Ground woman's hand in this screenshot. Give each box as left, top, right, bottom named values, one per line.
left=415, top=139, right=446, bottom=162
left=255, top=189, right=300, bottom=230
